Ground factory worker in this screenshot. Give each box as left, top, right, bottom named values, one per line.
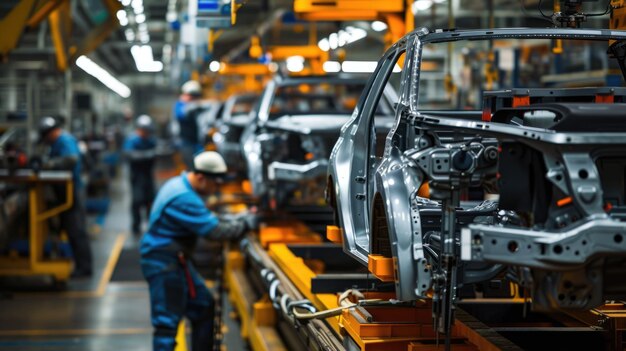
left=123, top=114, right=157, bottom=236
left=140, top=151, right=254, bottom=351
left=39, top=116, right=93, bottom=278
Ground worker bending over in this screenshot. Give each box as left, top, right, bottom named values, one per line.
left=39, top=116, right=93, bottom=278
left=124, top=115, right=157, bottom=236
left=140, top=151, right=252, bottom=351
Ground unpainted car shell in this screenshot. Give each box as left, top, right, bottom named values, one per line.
left=328, top=27, right=626, bottom=301
left=241, top=75, right=395, bottom=203
left=212, top=93, right=259, bottom=172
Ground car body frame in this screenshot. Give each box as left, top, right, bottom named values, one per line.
left=328, top=27, right=626, bottom=304
left=241, top=74, right=396, bottom=208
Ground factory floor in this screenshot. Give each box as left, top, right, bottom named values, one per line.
left=0, top=163, right=247, bottom=351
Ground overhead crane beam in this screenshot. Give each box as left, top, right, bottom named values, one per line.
left=267, top=45, right=329, bottom=75
left=293, top=0, right=414, bottom=46
left=69, top=0, right=122, bottom=65
left=0, top=0, right=68, bottom=58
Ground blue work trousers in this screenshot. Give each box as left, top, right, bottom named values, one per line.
left=141, top=252, right=214, bottom=351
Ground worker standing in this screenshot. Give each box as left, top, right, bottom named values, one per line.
left=39, top=116, right=93, bottom=278
left=123, top=115, right=157, bottom=237
left=174, top=80, right=204, bottom=169
left=140, top=151, right=253, bottom=351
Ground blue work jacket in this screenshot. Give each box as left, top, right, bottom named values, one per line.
left=140, top=172, right=219, bottom=256
left=123, top=133, right=157, bottom=203
left=50, top=131, right=82, bottom=189
left=174, top=100, right=201, bottom=146
left=123, top=133, right=156, bottom=153
left=123, top=134, right=157, bottom=175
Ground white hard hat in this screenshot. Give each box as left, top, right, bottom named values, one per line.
left=181, top=80, right=202, bottom=96
left=193, top=151, right=227, bottom=175
left=136, top=114, right=153, bottom=130
left=38, top=116, right=60, bottom=137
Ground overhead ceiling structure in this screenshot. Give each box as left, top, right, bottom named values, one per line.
left=0, top=0, right=616, bottom=96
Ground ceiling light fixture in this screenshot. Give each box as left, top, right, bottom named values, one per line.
left=286, top=56, right=305, bottom=73
left=76, top=56, right=131, bottom=98
left=413, top=0, right=433, bottom=13
left=318, top=26, right=367, bottom=52
left=341, top=61, right=379, bottom=73
left=371, top=21, right=388, bottom=32
left=130, top=45, right=163, bottom=72
left=209, top=61, right=221, bottom=72
left=116, top=10, right=128, bottom=26
left=322, top=61, right=341, bottom=73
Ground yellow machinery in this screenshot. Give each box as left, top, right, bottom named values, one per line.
left=0, top=0, right=122, bottom=71
left=0, top=170, right=74, bottom=283
left=224, top=226, right=524, bottom=351
left=267, top=45, right=329, bottom=75
left=215, top=63, right=272, bottom=98
left=293, top=0, right=414, bottom=47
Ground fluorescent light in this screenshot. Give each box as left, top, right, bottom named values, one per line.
left=121, top=0, right=131, bottom=5
left=329, top=33, right=338, bottom=50
left=76, top=56, right=131, bottom=98
left=135, top=13, right=146, bottom=23
left=124, top=28, right=135, bottom=41
left=341, top=61, right=378, bottom=73
left=286, top=56, right=304, bottom=73
left=371, top=21, right=388, bottom=32
left=323, top=61, right=341, bottom=73
left=318, top=38, right=330, bottom=52
left=209, top=61, right=221, bottom=72
left=117, top=10, right=128, bottom=26
left=166, top=11, right=177, bottom=22
left=413, top=0, right=433, bottom=12
left=320, top=26, right=367, bottom=52
left=130, top=45, right=163, bottom=72
left=132, top=0, right=144, bottom=15
left=344, top=26, right=366, bottom=44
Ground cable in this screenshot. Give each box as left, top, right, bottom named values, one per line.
left=537, top=0, right=552, bottom=20
left=520, top=0, right=554, bottom=24
left=587, top=0, right=612, bottom=17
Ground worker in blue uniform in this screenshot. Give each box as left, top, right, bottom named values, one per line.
left=39, top=116, right=93, bottom=278
left=140, top=151, right=253, bottom=351
left=173, top=80, right=204, bottom=169
left=124, top=115, right=157, bottom=236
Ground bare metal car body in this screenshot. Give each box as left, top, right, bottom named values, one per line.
left=212, top=93, right=259, bottom=172
left=241, top=75, right=396, bottom=208
left=328, top=27, right=626, bottom=312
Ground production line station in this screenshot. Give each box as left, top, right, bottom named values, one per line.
left=1, top=0, right=626, bottom=350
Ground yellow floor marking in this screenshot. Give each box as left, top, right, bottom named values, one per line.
left=0, top=327, right=151, bottom=336
left=96, top=232, right=128, bottom=296
left=24, top=233, right=127, bottom=298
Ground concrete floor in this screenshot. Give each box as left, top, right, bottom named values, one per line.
left=0, top=163, right=246, bottom=351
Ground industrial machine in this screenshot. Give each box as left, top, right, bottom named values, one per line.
left=0, top=169, right=74, bottom=284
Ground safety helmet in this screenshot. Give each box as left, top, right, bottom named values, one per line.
left=181, top=80, right=202, bottom=97
left=38, top=116, right=60, bottom=140
left=136, top=114, right=154, bottom=131
left=193, top=151, right=227, bottom=175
